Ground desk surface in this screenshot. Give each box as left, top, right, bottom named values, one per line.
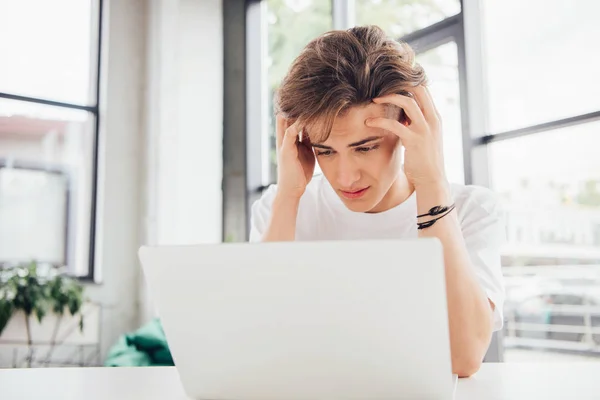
left=1, top=363, right=599, bottom=399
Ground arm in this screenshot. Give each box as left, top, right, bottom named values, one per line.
left=368, top=86, right=497, bottom=377
left=262, top=195, right=300, bottom=242
left=416, top=183, right=493, bottom=377
left=258, top=115, right=314, bottom=242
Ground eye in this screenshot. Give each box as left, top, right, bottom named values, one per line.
left=355, top=144, right=380, bottom=153
left=316, top=149, right=335, bottom=156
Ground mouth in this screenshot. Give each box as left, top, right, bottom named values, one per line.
left=339, top=187, right=370, bottom=199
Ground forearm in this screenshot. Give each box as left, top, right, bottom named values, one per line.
left=262, top=195, right=300, bottom=242
left=416, top=183, right=493, bottom=377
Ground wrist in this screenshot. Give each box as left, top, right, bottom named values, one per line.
left=414, top=178, right=450, bottom=192
left=263, top=193, right=300, bottom=242
left=272, top=193, right=301, bottom=216
left=415, top=181, right=458, bottom=236
left=415, top=181, right=452, bottom=215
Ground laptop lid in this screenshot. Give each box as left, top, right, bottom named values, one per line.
left=140, top=239, right=454, bottom=400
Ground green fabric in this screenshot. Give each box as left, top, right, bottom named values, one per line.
left=104, top=318, right=174, bottom=367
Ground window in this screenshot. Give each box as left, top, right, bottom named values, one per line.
left=490, top=122, right=600, bottom=263
left=490, top=123, right=600, bottom=361
left=266, top=0, right=333, bottom=182
left=482, top=0, right=600, bottom=133
left=0, top=0, right=101, bottom=278
left=480, top=0, right=600, bottom=362
left=356, top=0, right=460, bottom=37
left=417, top=41, right=464, bottom=184
left=0, top=0, right=97, bottom=105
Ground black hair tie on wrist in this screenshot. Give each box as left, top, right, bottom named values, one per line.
left=417, top=204, right=456, bottom=230
left=417, top=203, right=455, bottom=219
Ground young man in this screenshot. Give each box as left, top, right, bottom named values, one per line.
left=250, top=26, right=505, bottom=378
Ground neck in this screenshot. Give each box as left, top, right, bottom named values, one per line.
left=369, top=173, right=415, bottom=213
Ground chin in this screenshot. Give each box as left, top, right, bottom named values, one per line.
left=339, top=196, right=379, bottom=213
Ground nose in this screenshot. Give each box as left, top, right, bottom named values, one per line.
left=336, top=154, right=361, bottom=189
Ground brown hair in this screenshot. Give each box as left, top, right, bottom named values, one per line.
left=275, top=25, right=427, bottom=142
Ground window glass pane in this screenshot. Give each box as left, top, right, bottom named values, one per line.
left=417, top=41, right=464, bottom=184
left=0, top=168, right=68, bottom=266
left=267, top=0, right=333, bottom=181
left=356, top=0, right=460, bottom=38
left=490, top=122, right=600, bottom=362
left=0, top=0, right=96, bottom=105
left=483, top=0, right=600, bottom=133
left=0, top=99, right=95, bottom=276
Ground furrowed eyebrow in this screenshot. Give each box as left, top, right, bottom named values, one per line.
left=311, top=143, right=333, bottom=149
left=312, top=136, right=383, bottom=149
left=348, top=136, right=383, bottom=147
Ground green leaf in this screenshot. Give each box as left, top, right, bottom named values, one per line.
left=53, top=302, right=64, bottom=315
left=34, top=303, right=46, bottom=324
left=68, top=295, right=82, bottom=316
left=0, top=299, right=14, bottom=336
left=28, top=260, right=37, bottom=276
left=0, top=260, right=85, bottom=330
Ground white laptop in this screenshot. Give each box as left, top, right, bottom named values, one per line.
left=139, top=239, right=458, bottom=400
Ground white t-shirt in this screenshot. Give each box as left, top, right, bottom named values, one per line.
left=250, top=175, right=506, bottom=331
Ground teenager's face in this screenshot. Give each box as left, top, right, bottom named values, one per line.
left=309, top=104, right=404, bottom=213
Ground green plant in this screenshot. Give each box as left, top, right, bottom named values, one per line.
left=0, top=297, right=13, bottom=334
left=0, top=261, right=85, bottom=366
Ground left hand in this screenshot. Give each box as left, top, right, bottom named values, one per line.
left=365, top=86, right=447, bottom=189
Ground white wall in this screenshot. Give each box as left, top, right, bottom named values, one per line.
left=91, top=0, right=224, bottom=358
left=92, top=0, right=224, bottom=357
left=140, top=0, right=224, bottom=322
left=84, top=0, right=148, bottom=359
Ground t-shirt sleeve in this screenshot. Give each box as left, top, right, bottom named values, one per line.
left=249, top=185, right=278, bottom=242
left=457, top=186, right=507, bottom=332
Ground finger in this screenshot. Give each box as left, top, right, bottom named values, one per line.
left=424, top=86, right=441, bottom=117
left=298, top=135, right=313, bottom=151
left=365, top=117, right=415, bottom=142
left=298, top=140, right=316, bottom=165
left=282, top=121, right=301, bottom=152
left=299, top=127, right=312, bottom=146
left=410, top=85, right=439, bottom=125
left=373, top=94, right=427, bottom=131
left=275, top=114, right=289, bottom=150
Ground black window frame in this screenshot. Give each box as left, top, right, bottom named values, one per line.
left=0, top=0, right=104, bottom=281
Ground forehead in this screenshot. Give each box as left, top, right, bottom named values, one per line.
left=309, top=103, right=401, bottom=144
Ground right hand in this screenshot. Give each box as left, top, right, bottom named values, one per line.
left=275, top=114, right=316, bottom=200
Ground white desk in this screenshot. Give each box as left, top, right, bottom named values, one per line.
left=1, top=363, right=599, bottom=399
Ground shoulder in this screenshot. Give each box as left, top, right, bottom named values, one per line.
left=450, top=183, right=506, bottom=241
left=451, top=183, right=503, bottom=218
left=451, top=184, right=506, bottom=331
left=251, top=176, right=325, bottom=215
left=249, top=176, right=326, bottom=240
